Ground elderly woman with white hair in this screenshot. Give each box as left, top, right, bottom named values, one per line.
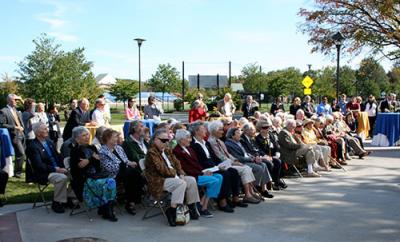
left=207, top=120, right=261, bottom=204
left=173, top=129, right=223, bottom=218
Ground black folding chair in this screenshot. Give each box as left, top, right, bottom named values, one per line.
left=139, top=159, right=170, bottom=221
left=26, top=159, right=50, bottom=213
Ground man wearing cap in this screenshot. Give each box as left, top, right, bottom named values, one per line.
left=0, top=94, right=25, bottom=178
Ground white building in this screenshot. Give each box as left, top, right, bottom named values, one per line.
left=96, top=73, right=117, bottom=87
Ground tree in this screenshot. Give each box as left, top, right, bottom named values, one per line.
left=314, top=66, right=356, bottom=98
left=147, top=63, right=181, bottom=101
left=265, top=67, right=303, bottom=98
left=18, top=34, right=102, bottom=106
left=1, top=73, right=22, bottom=107
left=299, top=0, right=400, bottom=60
left=356, top=58, right=389, bottom=97
left=387, top=64, right=400, bottom=94
left=241, top=63, right=267, bottom=93
left=109, top=79, right=139, bottom=108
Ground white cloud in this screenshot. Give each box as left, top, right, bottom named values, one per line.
left=36, top=16, right=66, bottom=28
left=48, top=32, right=78, bottom=42
left=31, top=0, right=80, bottom=42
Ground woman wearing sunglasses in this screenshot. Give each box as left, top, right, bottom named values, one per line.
left=144, top=129, right=200, bottom=226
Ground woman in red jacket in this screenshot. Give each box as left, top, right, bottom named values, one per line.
left=189, top=100, right=208, bottom=123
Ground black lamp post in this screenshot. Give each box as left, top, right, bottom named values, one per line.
left=332, top=32, right=344, bottom=101
left=134, top=38, right=146, bottom=109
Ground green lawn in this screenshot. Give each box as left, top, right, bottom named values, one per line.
left=4, top=173, right=53, bottom=204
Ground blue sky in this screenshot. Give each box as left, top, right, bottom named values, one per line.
left=0, top=0, right=393, bottom=81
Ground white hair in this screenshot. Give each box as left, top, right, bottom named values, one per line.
left=72, top=126, right=89, bottom=140
left=238, top=117, right=249, bottom=126
left=285, top=119, right=296, bottom=129
left=272, top=116, right=282, bottom=125
left=32, top=122, right=47, bottom=135
left=175, top=129, right=191, bottom=142
left=208, top=120, right=223, bottom=135
left=325, top=115, right=334, bottom=122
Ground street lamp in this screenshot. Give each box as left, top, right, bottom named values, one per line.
left=332, top=32, right=344, bottom=101
left=134, top=38, right=146, bottom=109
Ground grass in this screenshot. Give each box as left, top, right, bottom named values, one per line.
left=4, top=173, right=53, bottom=204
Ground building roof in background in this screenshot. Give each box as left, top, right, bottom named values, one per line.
left=231, top=83, right=244, bottom=92
left=96, top=73, right=116, bottom=85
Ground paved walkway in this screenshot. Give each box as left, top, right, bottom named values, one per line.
left=1, top=150, right=399, bottom=242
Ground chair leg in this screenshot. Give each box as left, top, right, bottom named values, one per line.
left=33, top=184, right=50, bottom=213
left=292, top=165, right=303, bottom=178
left=70, top=201, right=93, bottom=222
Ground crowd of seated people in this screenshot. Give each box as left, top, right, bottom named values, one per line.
left=0, top=92, right=382, bottom=225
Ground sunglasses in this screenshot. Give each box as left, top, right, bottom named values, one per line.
left=261, top=126, right=270, bottom=129
left=157, top=138, right=170, bottom=143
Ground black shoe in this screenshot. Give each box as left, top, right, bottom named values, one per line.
left=188, top=203, right=199, bottom=220
left=64, top=198, right=80, bottom=209
left=51, top=201, right=65, bottom=214
left=261, top=191, right=274, bottom=199
left=97, top=205, right=105, bottom=215
left=232, top=200, right=248, bottom=208
left=219, top=205, right=234, bottom=213
left=243, top=197, right=261, bottom=204
left=102, top=203, right=118, bottom=222
left=272, top=184, right=281, bottom=191
left=13, top=174, right=21, bottom=179
left=166, top=207, right=177, bottom=226
left=279, top=181, right=288, bottom=189
left=125, top=204, right=137, bottom=215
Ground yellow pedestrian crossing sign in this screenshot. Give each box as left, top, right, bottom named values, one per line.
left=302, top=76, right=313, bottom=88
left=304, top=88, right=312, bottom=95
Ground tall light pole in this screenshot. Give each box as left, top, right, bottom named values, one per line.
left=332, top=32, right=344, bottom=101
left=134, top=38, right=146, bottom=109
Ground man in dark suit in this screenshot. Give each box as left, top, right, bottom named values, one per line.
left=241, top=95, right=259, bottom=118
left=26, top=122, right=71, bottom=213
left=224, top=127, right=273, bottom=198
left=379, top=93, right=395, bottom=113
left=0, top=94, right=25, bottom=178
left=240, top=123, right=284, bottom=190
left=62, top=98, right=91, bottom=141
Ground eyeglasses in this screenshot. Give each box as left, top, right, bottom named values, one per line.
left=157, top=138, right=170, bottom=143
left=261, top=126, right=270, bottom=129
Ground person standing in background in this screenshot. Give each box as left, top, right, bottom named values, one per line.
left=364, top=95, right=377, bottom=138
left=0, top=94, right=25, bottom=178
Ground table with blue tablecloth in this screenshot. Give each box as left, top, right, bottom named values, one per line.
left=372, top=113, right=400, bottom=146
left=0, top=128, right=15, bottom=176
left=123, top=119, right=156, bottom=138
